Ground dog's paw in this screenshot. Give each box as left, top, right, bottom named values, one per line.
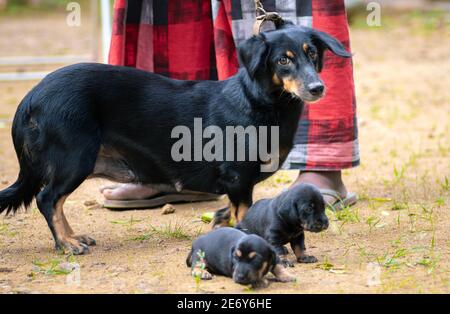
left=276, top=273, right=297, bottom=283
left=297, top=254, right=318, bottom=263
left=251, top=279, right=269, bottom=289
left=271, top=264, right=297, bottom=283
left=280, top=258, right=295, bottom=268
left=56, top=237, right=90, bottom=255
left=73, top=234, right=96, bottom=246
left=279, top=254, right=294, bottom=267
left=192, top=269, right=213, bottom=280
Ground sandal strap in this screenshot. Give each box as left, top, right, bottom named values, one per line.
left=318, top=188, right=343, bottom=201
left=319, top=189, right=345, bottom=205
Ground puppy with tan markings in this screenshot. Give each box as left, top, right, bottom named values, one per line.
left=186, top=227, right=295, bottom=287
left=237, top=183, right=329, bottom=266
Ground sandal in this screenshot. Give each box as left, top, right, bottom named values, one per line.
left=319, top=189, right=358, bottom=211
left=103, top=191, right=224, bottom=210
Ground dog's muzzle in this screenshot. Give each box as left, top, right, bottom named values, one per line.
left=301, top=81, right=325, bottom=103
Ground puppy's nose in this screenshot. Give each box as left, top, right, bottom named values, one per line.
left=307, top=82, right=324, bottom=97
left=235, top=274, right=247, bottom=283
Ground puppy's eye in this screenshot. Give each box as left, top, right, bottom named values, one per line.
left=308, top=50, right=317, bottom=60
left=278, top=57, right=291, bottom=66
left=305, top=205, right=314, bottom=214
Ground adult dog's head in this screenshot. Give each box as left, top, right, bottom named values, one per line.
left=277, top=183, right=329, bottom=233
left=231, top=234, right=277, bottom=286
left=238, top=23, right=352, bottom=102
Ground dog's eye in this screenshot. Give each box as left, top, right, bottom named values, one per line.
left=305, top=205, right=314, bottom=214
left=308, top=50, right=317, bottom=60
left=278, top=57, right=291, bottom=66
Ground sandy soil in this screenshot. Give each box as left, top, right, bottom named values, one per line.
left=0, top=11, right=449, bottom=293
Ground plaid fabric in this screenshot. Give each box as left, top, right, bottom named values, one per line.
left=109, top=0, right=359, bottom=170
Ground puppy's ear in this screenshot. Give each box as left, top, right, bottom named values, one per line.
left=276, top=191, right=299, bottom=223
left=278, top=201, right=299, bottom=223
left=309, top=29, right=352, bottom=72
left=230, top=245, right=237, bottom=264
left=238, top=33, right=268, bottom=79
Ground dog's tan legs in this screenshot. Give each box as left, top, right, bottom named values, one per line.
left=236, top=203, right=250, bottom=223
left=291, top=233, right=317, bottom=263
left=212, top=206, right=231, bottom=228
left=36, top=191, right=95, bottom=255
left=212, top=201, right=251, bottom=228
left=54, top=195, right=96, bottom=254
left=61, top=207, right=96, bottom=246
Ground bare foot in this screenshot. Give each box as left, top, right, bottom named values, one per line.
left=292, top=171, right=348, bottom=205
left=100, top=184, right=160, bottom=201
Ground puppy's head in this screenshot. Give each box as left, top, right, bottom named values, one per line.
left=278, top=183, right=329, bottom=233
left=231, top=234, right=277, bottom=286
left=238, top=23, right=351, bottom=103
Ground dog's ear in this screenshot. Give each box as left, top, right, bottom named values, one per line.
left=230, top=245, right=237, bottom=264
left=309, top=29, right=352, bottom=72
left=310, top=29, right=351, bottom=58
left=238, top=33, right=268, bottom=79
left=277, top=196, right=299, bottom=223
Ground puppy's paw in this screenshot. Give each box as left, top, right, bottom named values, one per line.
left=251, top=279, right=269, bottom=289
left=276, top=273, right=297, bottom=283
left=192, top=269, right=213, bottom=280
left=271, top=264, right=297, bottom=283
left=280, top=255, right=295, bottom=268
left=297, top=254, right=318, bottom=263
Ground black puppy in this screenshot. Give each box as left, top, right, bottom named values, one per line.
left=0, top=23, right=350, bottom=254
left=186, top=227, right=295, bottom=286
left=237, top=184, right=329, bottom=266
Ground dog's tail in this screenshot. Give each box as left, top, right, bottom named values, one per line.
left=0, top=168, right=42, bottom=215
left=0, top=95, right=43, bottom=215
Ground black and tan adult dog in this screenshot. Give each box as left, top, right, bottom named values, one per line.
left=0, top=23, right=350, bottom=254
left=237, top=184, right=329, bottom=266
left=186, top=227, right=294, bottom=286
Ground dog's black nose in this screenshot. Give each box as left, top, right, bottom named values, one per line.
left=234, top=274, right=249, bottom=284
left=307, top=82, right=324, bottom=96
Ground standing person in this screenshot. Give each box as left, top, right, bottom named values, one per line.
left=101, top=0, right=358, bottom=211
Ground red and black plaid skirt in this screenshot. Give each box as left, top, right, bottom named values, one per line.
left=109, top=0, right=359, bottom=170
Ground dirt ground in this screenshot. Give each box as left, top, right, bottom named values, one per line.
left=0, top=10, right=449, bottom=294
